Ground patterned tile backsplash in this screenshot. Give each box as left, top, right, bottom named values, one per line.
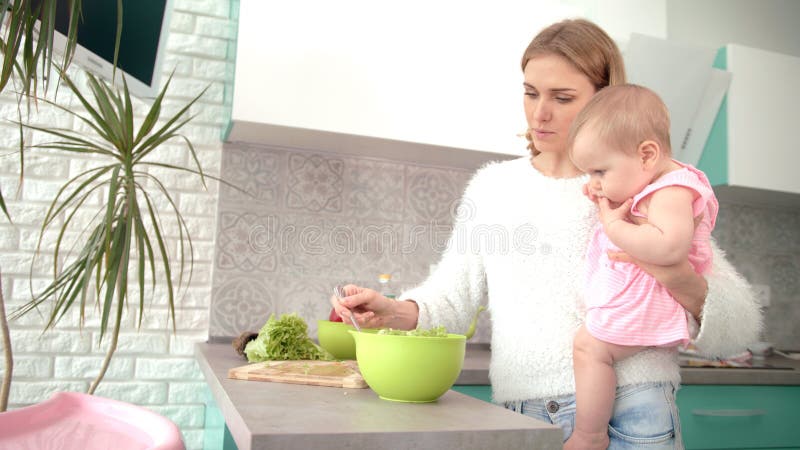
left=713, top=203, right=800, bottom=349
left=209, top=143, right=479, bottom=340
left=210, top=142, right=800, bottom=350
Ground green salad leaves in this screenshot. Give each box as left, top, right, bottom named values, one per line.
left=244, top=313, right=333, bottom=362
left=377, top=325, right=448, bottom=337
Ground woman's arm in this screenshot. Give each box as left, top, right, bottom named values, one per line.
left=395, top=167, right=494, bottom=333
left=690, top=240, right=763, bottom=357
left=334, top=167, right=491, bottom=334
left=331, top=285, right=420, bottom=330
left=606, top=252, right=707, bottom=320
left=609, top=239, right=762, bottom=357
left=397, top=246, right=487, bottom=333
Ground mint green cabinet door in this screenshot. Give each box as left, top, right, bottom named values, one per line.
left=677, top=385, right=800, bottom=449
left=452, top=385, right=493, bottom=404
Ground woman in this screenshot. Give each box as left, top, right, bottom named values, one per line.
left=332, top=18, right=760, bottom=449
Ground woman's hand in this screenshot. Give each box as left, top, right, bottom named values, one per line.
left=607, top=251, right=707, bottom=320
left=329, top=284, right=419, bottom=330
left=606, top=212, right=708, bottom=320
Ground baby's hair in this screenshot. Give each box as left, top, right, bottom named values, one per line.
left=567, top=84, right=671, bottom=158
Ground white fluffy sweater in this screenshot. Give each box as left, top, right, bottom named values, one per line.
left=400, top=157, right=762, bottom=403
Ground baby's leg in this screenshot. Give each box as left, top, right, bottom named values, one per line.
left=564, top=325, right=644, bottom=450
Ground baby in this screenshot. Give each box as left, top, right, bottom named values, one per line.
left=564, top=84, right=718, bottom=450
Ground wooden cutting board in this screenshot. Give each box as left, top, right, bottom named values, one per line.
left=228, top=360, right=368, bottom=388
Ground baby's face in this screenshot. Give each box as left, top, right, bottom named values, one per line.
left=570, top=129, right=650, bottom=203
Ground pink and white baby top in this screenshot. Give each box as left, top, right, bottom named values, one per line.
left=584, top=161, right=719, bottom=347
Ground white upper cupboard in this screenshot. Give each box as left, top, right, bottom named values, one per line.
left=226, top=0, right=668, bottom=169
left=697, top=44, right=800, bottom=208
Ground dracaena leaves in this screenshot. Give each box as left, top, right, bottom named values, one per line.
left=11, top=71, right=209, bottom=347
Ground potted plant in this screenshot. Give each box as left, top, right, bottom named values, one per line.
left=0, top=0, right=103, bottom=217
left=0, top=0, right=96, bottom=412
left=10, top=70, right=213, bottom=395
left=0, top=1, right=221, bottom=410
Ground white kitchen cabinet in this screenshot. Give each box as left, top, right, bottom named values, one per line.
left=697, top=44, right=800, bottom=208
left=225, top=1, right=668, bottom=170
left=226, top=1, right=540, bottom=169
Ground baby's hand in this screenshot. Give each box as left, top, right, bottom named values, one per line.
left=597, top=197, right=633, bottom=230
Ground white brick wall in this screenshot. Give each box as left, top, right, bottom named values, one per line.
left=0, top=2, right=236, bottom=449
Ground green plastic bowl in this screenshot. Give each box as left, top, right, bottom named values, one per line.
left=317, top=320, right=358, bottom=359
left=350, top=330, right=466, bottom=403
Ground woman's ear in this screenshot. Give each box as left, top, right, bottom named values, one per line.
left=637, top=140, right=660, bottom=169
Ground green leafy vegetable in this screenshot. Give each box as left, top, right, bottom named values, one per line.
left=377, top=325, right=448, bottom=337
left=244, top=313, right=333, bottom=362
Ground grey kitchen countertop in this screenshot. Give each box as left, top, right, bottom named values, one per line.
left=197, top=341, right=799, bottom=450
left=195, top=342, right=562, bottom=450
left=679, top=352, right=800, bottom=385
left=459, top=344, right=800, bottom=386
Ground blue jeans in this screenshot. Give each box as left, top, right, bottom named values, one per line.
left=504, top=382, right=683, bottom=449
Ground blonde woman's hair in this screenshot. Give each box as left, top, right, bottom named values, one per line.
left=566, top=84, right=672, bottom=159
left=521, top=18, right=626, bottom=156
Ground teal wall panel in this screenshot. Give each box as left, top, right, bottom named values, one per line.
left=697, top=47, right=729, bottom=186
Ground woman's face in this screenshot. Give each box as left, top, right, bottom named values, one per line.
left=523, top=54, right=597, bottom=155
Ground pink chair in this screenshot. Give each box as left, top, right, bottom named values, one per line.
left=0, top=392, right=185, bottom=450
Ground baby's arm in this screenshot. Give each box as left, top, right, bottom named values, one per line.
left=601, top=186, right=696, bottom=265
